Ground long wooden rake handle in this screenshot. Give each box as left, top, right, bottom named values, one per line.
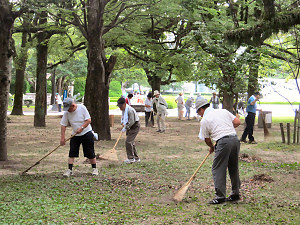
left=112, top=130, right=123, bottom=150
left=186, top=152, right=211, bottom=185
left=21, top=134, right=75, bottom=175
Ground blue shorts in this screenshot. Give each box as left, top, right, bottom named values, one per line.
left=69, top=131, right=95, bottom=159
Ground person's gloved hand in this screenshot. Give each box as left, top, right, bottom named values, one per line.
left=122, top=127, right=126, bottom=133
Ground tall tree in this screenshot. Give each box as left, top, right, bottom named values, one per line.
left=113, top=0, right=194, bottom=92
left=188, top=1, right=250, bottom=111
left=69, top=0, right=150, bottom=140
left=0, top=0, right=23, bottom=161
left=34, top=10, right=49, bottom=127
left=11, top=19, right=30, bottom=115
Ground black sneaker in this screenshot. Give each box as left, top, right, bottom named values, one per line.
left=248, top=140, right=257, bottom=144
left=208, top=198, right=225, bottom=205
left=226, top=195, right=240, bottom=202
left=240, top=138, right=247, bottom=143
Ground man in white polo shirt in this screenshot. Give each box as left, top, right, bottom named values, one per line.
left=197, top=98, right=241, bottom=204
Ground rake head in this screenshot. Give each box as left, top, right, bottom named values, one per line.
left=173, top=182, right=191, bottom=202
left=98, top=148, right=118, bottom=161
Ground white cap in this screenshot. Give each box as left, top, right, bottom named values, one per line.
left=153, top=90, right=160, bottom=96
left=195, top=98, right=209, bottom=111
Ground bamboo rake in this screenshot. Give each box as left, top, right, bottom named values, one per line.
left=173, top=152, right=211, bottom=202
left=98, top=130, right=123, bottom=161
left=21, top=134, right=75, bottom=175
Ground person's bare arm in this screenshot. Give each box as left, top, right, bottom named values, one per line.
left=232, top=117, right=240, bottom=128
left=76, top=118, right=91, bottom=134
left=60, top=126, right=67, bottom=146
left=205, top=138, right=215, bottom=154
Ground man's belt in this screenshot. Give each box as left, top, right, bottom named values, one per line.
left=216, top=135, right=237, bottom=144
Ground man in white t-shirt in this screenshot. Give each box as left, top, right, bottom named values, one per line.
left=60, top=98, right=98, bottom=177
left=55, top=93, right=63, bottom=112
left=197, top=98, right=241, bottom=204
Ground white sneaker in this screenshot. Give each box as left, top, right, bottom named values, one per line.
left=124, top=159, right=135, bottom=164
left=134, top=158, right=141, bottom=163
left=92, top=168, right=99, bottom=176
left=63, top=169, right=73, bottom=177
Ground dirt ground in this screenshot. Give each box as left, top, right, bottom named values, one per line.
left=2, top=114, right=299, bottom=175
left=1, top=113, right=300, bottom=224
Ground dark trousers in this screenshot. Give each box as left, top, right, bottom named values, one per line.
left=126, top=122, right=140, bottom=160
left=212, top=136, right=240, bottom=199
left=241, top=112, right=256, bottom=141
left=145, top=111, right=154, bottom=127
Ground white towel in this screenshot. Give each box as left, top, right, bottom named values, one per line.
left=121, top=104, right=129, bottom=126
left=198, top=107, right=214, bottom=140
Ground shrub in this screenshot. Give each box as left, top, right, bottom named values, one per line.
left=109, top=97, right=120, bottom=102
left=163, top=95, right=177, bottom=109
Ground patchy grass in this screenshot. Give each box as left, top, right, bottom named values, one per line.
left=259, top=102, right=300, bottom=105
left=1, top=115, right=299, bottom=224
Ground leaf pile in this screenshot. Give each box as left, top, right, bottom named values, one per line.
left=240, top=153, right=262, bottom=163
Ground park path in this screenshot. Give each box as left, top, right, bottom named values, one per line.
left=8, top=104, right=298, bottom=117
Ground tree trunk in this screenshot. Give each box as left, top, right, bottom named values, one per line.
left=84, top=40, right=116, bottom=140
left=11, top=31, right=28, bottom=115
left=121, top=81, right=129, bottom=94
left=56, top=76, right=62, bottom=96
left=218, top=61, right=237, bottom=113
left=151, top=75, right=162, bottom=93
left=262, top=0, right=275, bottom=20
left=146, top=71, right=161, bottom=93
left=247, top=51, right=260, bottom=99
left=34, top=11, right=48, bottom=127
left=222, top=89, right=234, bottom=113
left=50, top=70, right=56, bottom=105
left=83, top=0, right=117, bottom=140
left=0, top=1, right=15, bottom=161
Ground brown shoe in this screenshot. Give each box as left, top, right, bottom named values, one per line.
left=240, top=138, right=247, bottom=143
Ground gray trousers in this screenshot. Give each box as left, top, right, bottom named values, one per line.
left=125, top=122, right=140, bottom=160
left=212, top=135, right=240, bottom=199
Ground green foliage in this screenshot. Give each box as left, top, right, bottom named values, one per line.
left=74, top=77, right=86, bottom=97
left=112, top=68, right=148, bottom=88
left=46, top=81, right=52, bottom=93
left=109, top=81, right=122, bottom=97
left=73, top=81, right=85, bottom=97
